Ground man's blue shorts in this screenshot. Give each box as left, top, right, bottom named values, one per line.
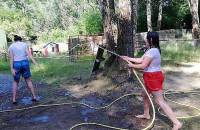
left=13, top=60, right=31, bottom=82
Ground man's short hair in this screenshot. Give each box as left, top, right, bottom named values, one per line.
left=14, top=35, right=22, bottom=42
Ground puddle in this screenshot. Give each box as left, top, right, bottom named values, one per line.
left=80, top=108, right=96, bottom=122
left=19, top=96, right=42, bottom=105
left=29, top=115, right=49, bottom=123
left=80, top=96, right=106, bottom=122
left=56, top=91, right=70, bottom=97
left=0, top=74, right=27, bottom=95
left=0, top=102, right=12, bottom=111
left=0, top=75, right=15, bottom=94
left=10, top=115, right=50, bottom=124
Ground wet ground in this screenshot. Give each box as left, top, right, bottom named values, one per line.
left=0, top=63, right=200, bottom=130
left=0, top=74, right=14, bottom=94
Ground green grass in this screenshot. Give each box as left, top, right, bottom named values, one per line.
left=135, top=41, right=200, bottom=65
left=161, top=41, right=200, bottom=65
left=0, top=59, right=10, bottom=73
left=31, top=57, right=95, bottom=85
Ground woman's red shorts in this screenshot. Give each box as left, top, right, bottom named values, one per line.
left=143, top=71, right=164, bottom=93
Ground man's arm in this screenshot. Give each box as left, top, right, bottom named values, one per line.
left=26, top=47, right=37, bottom=65
left=8, top=50, right=15, bottom=76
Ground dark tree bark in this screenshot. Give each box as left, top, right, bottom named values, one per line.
left=99, top=0, right=115, bottom=51
left=108, top=0, right=115, bottom=18
left=99, top=0, right=116, bottom=67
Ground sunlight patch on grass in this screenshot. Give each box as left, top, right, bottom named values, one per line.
left=161, top=41, right=200, bottom=63
left=31, top=57, right=94, bottom=85
left=161, top=41, right=200, bottom=66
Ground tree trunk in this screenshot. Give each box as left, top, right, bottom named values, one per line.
left=108, top=0, right=115, bottom=19
left=132, top=0, right=138, bottom=53
left=108, top=0, right=117, bottom=36
left=99, top=0, right=115, bottom=49
left=98, top=0, right=136, bottom=71
left=157, top=0, right=163, bottom=30
left=147, top=0, right=152, bottom=31
left=117, top=0, right=134, bottom=57
left=187, top=0, right=200, bottom=39
left=99, top=0, right=116, bottom=67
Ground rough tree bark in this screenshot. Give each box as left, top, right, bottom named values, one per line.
left=157, top=0, right=163, bottom=30
left=133, top=0, right=138, bottom=33
left=132, top=0, right=138, bottom=53
left=98, top=0, right=136, bottom=72
left=98, top=0, right=116, bottom=68
left=117, top=0, right=135, bottom=57
left=99, top=0, right=115, bottom=51
left=187, top=0, right=200, bottom=46
left=147, top=0, right=152, bottom=31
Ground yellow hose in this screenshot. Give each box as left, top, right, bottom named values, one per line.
left=0, top=71, right=199, bottom=130
left=158, top=89, right=200, bottom=119
left=68, top=69, right=156, bottom=130
left=1, top=55, right=199, bottom=129
left=0, top=69, right=155, bottom=130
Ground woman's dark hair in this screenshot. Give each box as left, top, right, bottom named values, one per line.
left=14, top=35, right=22, bottom=42
left=147, top=31, right=161, bottom=53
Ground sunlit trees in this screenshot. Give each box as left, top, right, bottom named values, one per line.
left=187, top=0, right=200, bottom=39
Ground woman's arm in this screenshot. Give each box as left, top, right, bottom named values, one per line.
left=121, top=56, right=143, bottom=64
left=127, top=56, right=152, bottom=69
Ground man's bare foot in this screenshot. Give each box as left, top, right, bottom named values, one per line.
left=135, top=114, right=150, bottom=119
left=172, top=122, right=182, bottom=130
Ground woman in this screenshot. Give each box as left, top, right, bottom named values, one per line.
left=8, top=35, right=37, bottom=104
left=121, top=32, right=182, bottom=130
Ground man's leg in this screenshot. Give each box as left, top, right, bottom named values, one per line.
left=12, top=80, right=19, bottom=103
left=22, top=60, right=37, bottom=100
left=12, top=67, right=20, bottom=104
left=25, top=78, right=37, bottom=100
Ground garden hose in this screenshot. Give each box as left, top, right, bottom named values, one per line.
left=0, top=46, right=156, bottom=130
left=158, top=89, right=200, bottom=119
left=68, top=46, right=156, bottom=130
left=0, top=69, right=155, bottom=130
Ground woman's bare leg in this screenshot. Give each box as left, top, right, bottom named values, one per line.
left=152, top=90, right=182, bottom=130
left=136, top=91, right=150, bottom=119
